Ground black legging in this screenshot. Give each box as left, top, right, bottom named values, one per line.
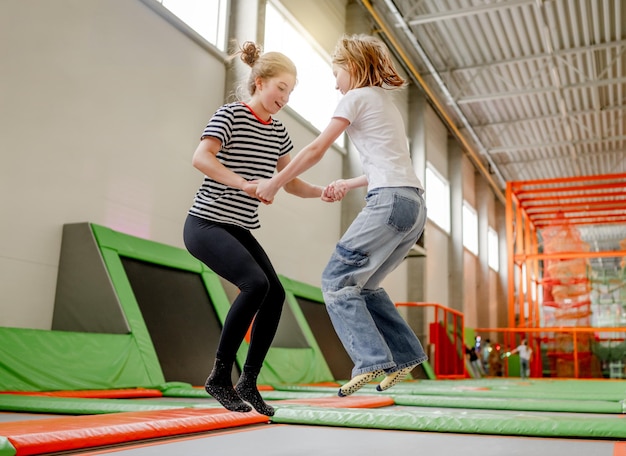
left=183, top=214, right=285, bottom=370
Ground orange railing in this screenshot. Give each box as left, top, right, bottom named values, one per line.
left=397, top=302, right=467, bottom=379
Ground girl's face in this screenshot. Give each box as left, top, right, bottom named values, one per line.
left=252, top=72, right=296, bottom=121
left=333, top=64, right=351, bottom=95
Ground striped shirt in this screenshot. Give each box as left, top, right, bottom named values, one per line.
left=189, top=102, right=293, bottom=229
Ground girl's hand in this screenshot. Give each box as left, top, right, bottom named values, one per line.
left=243, top=180, right=271, bottom=204
left=322, top=180, right=348, bottom=202
left=321, top=185, right=334, bottom=202
left=242, top=180, right=260, bottom=199
left=256, top=179, right=279, bottom=204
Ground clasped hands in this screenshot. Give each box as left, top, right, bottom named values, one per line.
left=320, top=179, right=348, bottom=203
left=244, top=179, right=348, bottom=204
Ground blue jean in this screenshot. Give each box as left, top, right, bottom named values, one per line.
left=321, top=187, right=428, bottom=377
left=520, top=359, right=530, bottom=379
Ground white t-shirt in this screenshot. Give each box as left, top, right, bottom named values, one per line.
left=516, top=344, right=532, bottom=360
left=332, top=87, right=423, bottom=192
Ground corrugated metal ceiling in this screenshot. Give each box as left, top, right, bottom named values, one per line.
left=359, top=0, right=626, bottom=257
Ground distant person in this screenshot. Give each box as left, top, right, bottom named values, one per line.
left=466, top=345, right=482, bottom=378
left=481, top=338, right=491, bottom=373
left=183, top=41, right=336, bottom=416
left=511, top=339, right=532, bottom=379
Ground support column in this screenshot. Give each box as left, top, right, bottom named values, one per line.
left=448, top=139, right=464, bottom=314
left=476, top=175, right=491, bottom=327
left=404, top=86, right=428, bottom=345
left=496, top=202, right=509, bottom=328
left=224, top=0, right=267, bottom=101
left=406, top=86, right=427, bottom=303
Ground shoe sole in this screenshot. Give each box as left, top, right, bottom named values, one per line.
left=338, top=370, right=384, bottom=397
left=376, top=365, right=415, bottom=391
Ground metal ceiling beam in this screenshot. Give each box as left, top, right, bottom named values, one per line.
left=509, top=172, right=626, bottom=188
left=456, top=77, right=626, bottom=104
left=435, top=40, right=626, bottom=75
left=489, top=136, right=626, bottom=154
left=496, top=148, right=626, bottom=164
left=518, top=190, right=626, bottom=203
left=534, top=217, right=626, bottom=228
left=404, top=0, right=535, bottom=25
left=474, top=104, right=625, bottom=128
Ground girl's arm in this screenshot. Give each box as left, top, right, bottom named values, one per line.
left=256, top=117, right=349, bottom=202
left=324, top=175, right=368, bottom=201
left=191, top=137, right=258, bottom=198
left=278, top=154, right=324, bottom=198
left=337, top=175, right=368, bottom=190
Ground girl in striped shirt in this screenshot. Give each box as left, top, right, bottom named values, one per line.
left=183, top=42, right=331, bottom=416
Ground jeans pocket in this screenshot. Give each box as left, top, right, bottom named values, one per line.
left=322, top=243, right=369, bottom=291
left=387, top=193, right=419, bottom=232
left=334, top=243, right=369, bottom=266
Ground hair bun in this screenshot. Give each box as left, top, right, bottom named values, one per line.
left=240, top=41, right=262, bottom=66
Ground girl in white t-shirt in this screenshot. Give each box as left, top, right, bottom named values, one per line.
left=257, top=34, right=427, bottom=396
left=512, top=339, right=533, bottom=379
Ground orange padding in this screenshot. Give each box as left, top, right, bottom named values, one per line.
left=0, top=408, right=268, bottom=456
left=0, top=388, right=163, bottom=399
left=614, top=442, right=626, bottom=456
left=279, top=394, right=394, bottom=408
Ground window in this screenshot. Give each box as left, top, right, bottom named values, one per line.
left=264, top=1, right=342, bottom=138
left=462, top=201, right=478, bottom=255
left=488, top=226, right=499, bottom=271
left=425, top=165, right=450, bottom=233
left=157, top=0, right=228, bottom=51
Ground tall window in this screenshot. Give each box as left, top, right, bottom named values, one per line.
left=157, top=0, right=228, bottom=51
left=425, top=165, right=450, bottom=233
left=488, top=226, right=499, bottom=271
left=462, top=201, right=478, bottom=255
left=264, top=1, right=342, bottom=137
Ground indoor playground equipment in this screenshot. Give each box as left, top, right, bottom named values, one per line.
left=504, top=173, right=626, bottom=378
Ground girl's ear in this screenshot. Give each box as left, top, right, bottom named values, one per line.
left=254, top=76, right=264, bottom=91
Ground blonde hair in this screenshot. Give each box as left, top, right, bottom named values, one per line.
left=332, top=34, right=405, bottom=90
left=234, top=41, right=297, bottom=97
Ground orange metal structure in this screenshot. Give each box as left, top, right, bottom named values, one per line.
left=505, top=173, right=626, bottom=378
left=396, top=302, right=466, bottom=379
